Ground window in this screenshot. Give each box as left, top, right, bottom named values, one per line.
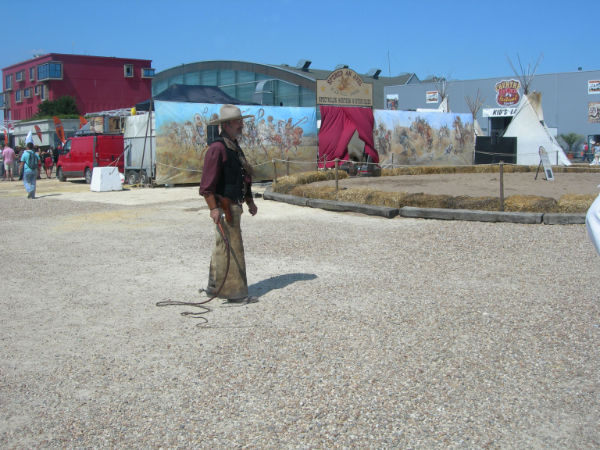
left=40, top=85, right=46, bottom=100
left=24, top=87, right=32, bottom=98
left=29, top=67, right=35, bottom=81
left=61, top=139, right=71, bottom=154
left=15, top=90, right=22, bottom=102
left=38, top=64, right=47, bottom=80
left=124, top=64, right=134, bottom=78
left=5, top=74, right=12, bottom=90
left=141, top=68, right=155, bottom=78
left=49, top=62, right=62, bottom=78
left=37, top=62, right=62, bottom=80
left=0, top=93, right=5, bottom=108
left=34, top=85, right=40, bottom=96
left=15, top=71, right=25, bottom=82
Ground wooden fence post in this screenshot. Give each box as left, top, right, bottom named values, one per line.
left=272, top=159, right=278, bottom=183
left=499, top=161, right=505, bottom=211
left=335, top=158, right=339, bottom=192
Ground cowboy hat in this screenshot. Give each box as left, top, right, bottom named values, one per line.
left=208, top=104, right=254, bottom=125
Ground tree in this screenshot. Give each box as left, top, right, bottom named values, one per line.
left=433, top=74, right=452, bottom=112
left=465, top=89, right=485, bottom=120
left=506, top=53, right=543, bottom=95
left=34, top=95, right=79, bottom=118
left=559, top=132, right=583, bottom=154
left=465, top=89, right=485, bottom=137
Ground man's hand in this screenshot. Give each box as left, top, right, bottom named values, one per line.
left=209, top=208, right=221, bottom=224
left=247, top=202, right=258, bottom=216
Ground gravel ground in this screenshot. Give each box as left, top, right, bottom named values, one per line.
left=1, top=181, right=599, bottom=448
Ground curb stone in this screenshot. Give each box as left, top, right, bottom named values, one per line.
left=400, top=207, right=542, bottom=224
left=263, top=187, right=585, bottom=225
left=543, top=213, right=586, bottom=225
left=307, top=198, right=398, bottom=218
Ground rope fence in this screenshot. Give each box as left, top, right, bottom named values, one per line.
left=152, top=154, right=599, bottom=180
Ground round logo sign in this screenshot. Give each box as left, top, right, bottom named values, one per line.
left=495, top=79, right=521, bottom=106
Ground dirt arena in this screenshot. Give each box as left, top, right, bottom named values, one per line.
left=1, top=176, right=599, bottom=447
left=313, top=170, right=600, bottom=199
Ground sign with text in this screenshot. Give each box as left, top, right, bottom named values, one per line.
left=539, top=146, right=554, bottom=181
left=482, top=107, right=518, bottom=117
left=588, top=80, right=600, bottom=95
left=495, top=79, right=521, bottom=106
left=317, top=68, right=372, bottom=107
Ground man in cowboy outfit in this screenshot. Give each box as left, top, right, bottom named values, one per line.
left=199, top=104, right=258, bottom=303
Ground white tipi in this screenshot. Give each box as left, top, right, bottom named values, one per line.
left=502, top=92, right=571, bottom=166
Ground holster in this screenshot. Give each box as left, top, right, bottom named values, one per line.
left=203, top=193, right=233, bottom=224
left=215, top=194, right=233, bottom=224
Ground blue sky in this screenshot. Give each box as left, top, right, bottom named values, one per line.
left=2, top=0, right=596, bottom=96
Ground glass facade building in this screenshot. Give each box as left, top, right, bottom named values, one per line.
left=152, top=60, right=417, bottom=110
left=152, top=62, right=316, bottom=107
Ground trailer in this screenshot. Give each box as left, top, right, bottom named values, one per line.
left=123, top=113, right=155, bottom=184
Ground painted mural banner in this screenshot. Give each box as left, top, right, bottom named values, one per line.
left=155, top=101, right=318, bottom=184
left=373, top=110, right=475, bottom=166
left=589, top=102, right=600, bottom=123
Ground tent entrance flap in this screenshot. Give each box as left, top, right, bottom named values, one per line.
left=318, top=106, right=377, bottom=168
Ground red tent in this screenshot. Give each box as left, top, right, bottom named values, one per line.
left=318, top=105, right=378, bottom=168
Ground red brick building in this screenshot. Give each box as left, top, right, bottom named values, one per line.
left=1, top=53, right=154, bottom=121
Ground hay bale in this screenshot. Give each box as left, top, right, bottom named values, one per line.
left=398, top=192, right=453, bottom=209
left=336, top=188, right=374, bottom=204
left=504, top=195, right=558, bottom=212
left=447, top=196, right=501, bottom=211
left=273, top=170, right=347, bottom=194
left=272, top=176, right=298, bottom=194
left=557, top=194, right=596, bottom=213
left=290, top=185, right=337, bottom=200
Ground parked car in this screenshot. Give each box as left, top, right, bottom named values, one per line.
left=56, top=135, right=124, bottom=183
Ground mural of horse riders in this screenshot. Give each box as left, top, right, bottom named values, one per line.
left=155, top=102, right=317, bottom=184
left=373, top=110, right=475, bottom=166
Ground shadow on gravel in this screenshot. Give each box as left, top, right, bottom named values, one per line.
left=250, top=273, right=317, bottom=298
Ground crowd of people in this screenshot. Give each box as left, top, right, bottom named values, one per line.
left=1, top=143, right=59, bottom=182
left=588, top=140, right=600, bottom=166
left=1, top=142, right=60, bottom=199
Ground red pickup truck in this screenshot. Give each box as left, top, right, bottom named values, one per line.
left=56, top=135, right=124, bottom=183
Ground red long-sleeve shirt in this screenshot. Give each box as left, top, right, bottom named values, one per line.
left=199, top=140, right=252, bottom=199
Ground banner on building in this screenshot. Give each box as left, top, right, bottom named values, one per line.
left=373, top=109, right=474, bottom=166
left=589, top=102, right=600, bottom=123
left=316, top=68, right=372, bottom=107
left=154, top=101, right=318, bottom=184
left=426, top=91, right=439, bottom=103
left=589, top=80, right=600, bottom=95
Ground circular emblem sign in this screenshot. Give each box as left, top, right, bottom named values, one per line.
left=495, top=79, right=521, bottom=106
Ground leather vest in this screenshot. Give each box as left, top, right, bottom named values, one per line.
left=214, top=138, right=245, bottom=202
